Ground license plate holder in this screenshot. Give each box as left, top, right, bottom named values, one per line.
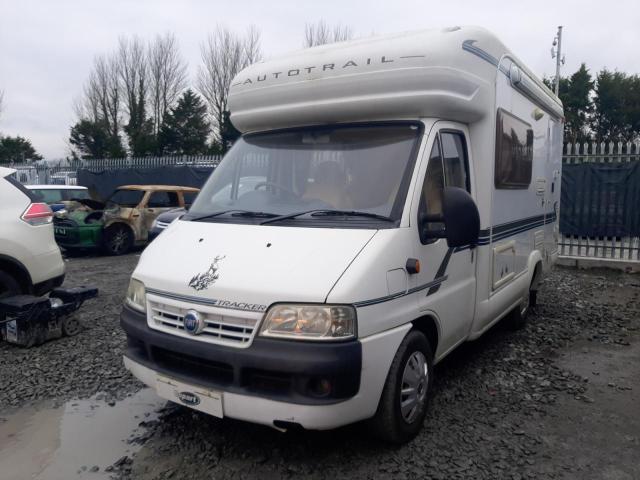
left=156, top=375, right=223, bottom=418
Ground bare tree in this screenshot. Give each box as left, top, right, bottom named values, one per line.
left=304, top=20, right=353, bottom=47
left=77, top=53, right=122, bottom=138
left=197, top=25, right=262, bottom=141
left=118, top=36, right=148, bottom=127
left=71, top=51, right=126, bottom=158
left=117, top=35, right=157, bottom=155
left=148, top=33, right=188, bottom=136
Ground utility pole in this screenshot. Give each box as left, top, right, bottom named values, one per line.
left=551, top=26, right=565, bottom=96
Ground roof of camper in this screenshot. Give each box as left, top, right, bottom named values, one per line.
left=228, top=26, right=562, bottom=133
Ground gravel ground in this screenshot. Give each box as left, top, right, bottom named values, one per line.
left=0, top=253, right=142, bottom=408
left=1, top=255, right=638, bottom=479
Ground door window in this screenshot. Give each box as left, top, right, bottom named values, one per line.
left=147, top=191, right=180, bottom=208
left=418, top=130, right=471, bottom=244
left=418, top=137, right=445, bottom=243
left=440, top=132, right=470, bottom=192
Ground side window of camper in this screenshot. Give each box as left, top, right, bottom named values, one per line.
left=440, top=131, right=470, bottom=192
left=418, top=137, right=445, bottom=244
left=495, top=109, right=533, bottom=189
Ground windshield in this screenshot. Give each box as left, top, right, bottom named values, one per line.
left=106, top=189, right=145, bottom=208
left=187, top=123, right=422, bottom=226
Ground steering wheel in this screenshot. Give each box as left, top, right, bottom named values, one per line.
left=254, top=181, right=298, bottom=198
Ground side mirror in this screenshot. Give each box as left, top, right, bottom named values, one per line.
left=420, top=187, right=480, bottom=248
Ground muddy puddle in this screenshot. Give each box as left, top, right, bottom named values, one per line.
left=0, top=388, right=166, bottom=480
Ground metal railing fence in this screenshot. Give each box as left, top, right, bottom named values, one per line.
left=560, top=140, right=640, bottom=262
left=6, top=155, right=222, bottom=185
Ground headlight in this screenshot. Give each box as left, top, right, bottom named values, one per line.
left=125, top=278, right=146, bottom=312
left=259, top=304, right=356, bottom=341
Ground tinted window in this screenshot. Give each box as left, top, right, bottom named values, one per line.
left=148, top=191, right=179, bottom=208
left=182, top=191, right=198, bottom=206
left=107, top=189, right=145, bottom=207
left=495, top=109, right=533, bottom=189
left=62, top=189, right=90, bottom=200
left=441, top=132, right=470, bottom=192
left=418, top=137, right=445, bottom=242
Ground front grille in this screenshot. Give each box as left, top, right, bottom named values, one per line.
left=156, top=221, right=170, bottom=229
left=147, top=295, right=260, bottom=348
left=151, top=346, right=234, bottom=385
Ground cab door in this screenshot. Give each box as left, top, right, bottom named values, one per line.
left=412, top=124, right=477, bottom=357
left=142, top=191, right=180, bottom=237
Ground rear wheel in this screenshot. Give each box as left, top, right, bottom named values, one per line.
left=506, top=282, right=533, bottom=330
left=369, top=330, right=433, bottom=444
left=0, top=270, right=22, bottom=299
left=103, top=224, right=133, bottom=256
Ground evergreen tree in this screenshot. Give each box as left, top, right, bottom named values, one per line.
left=0, top=136, right=43, bottom=163
left=591, top=70, right=640, bottom=141
left=125, top=116, right=155, bottom=157
left=562, top=64, right=594, bottom=143
left=544, top=64, right=594, bottom=143
left=158, top=89, right=210, bottom=155
left=69, top=119, right=126, bottom=159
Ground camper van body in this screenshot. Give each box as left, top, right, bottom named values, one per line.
left=121, top=26, right=563, bottom=441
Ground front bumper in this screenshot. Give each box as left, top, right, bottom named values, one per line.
left=121, top=306, right=411, bottom=430
left=54, top=225, right=102, bottom=248
left=121, top=305, right=362, bottom=405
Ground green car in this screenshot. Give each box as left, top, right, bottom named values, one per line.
left=53, top=208, right=104, bottom=250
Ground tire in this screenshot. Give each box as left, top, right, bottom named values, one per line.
left=103, top=224, right=133, bottom=256
left=368, top=330, right=434, bottom=444
left=0, top=270, right=22, bottom=299
left=506, top=284, right=532, bottom=331
left=62, top=316, right=82, bottom=336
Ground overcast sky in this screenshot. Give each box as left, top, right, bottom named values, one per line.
left=1, top=0, right=639, bottom=159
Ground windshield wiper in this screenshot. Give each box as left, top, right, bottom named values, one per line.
left=189, top=209, right=279, bottom=222
left=260, top=209, right=395, bottom=225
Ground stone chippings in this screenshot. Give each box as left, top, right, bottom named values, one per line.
left=0, top=254, right=143, bottom=409
left=1, top=254, right=637, bottom=479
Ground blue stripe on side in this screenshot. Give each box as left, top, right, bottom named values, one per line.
left=353, top=276, right=448, bottom=308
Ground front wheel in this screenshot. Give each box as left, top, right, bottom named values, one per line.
left=103, top=224, right=133, bottom=256
left=368, top=330, right=433, bottom=444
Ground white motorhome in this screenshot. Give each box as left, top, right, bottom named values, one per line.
left=121, top=26, right=563, bottom=443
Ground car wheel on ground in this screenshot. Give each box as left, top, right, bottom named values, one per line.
left=103, top=224, right=133, bottom=256
left=369, top=329, right=433, bottom=444
left=0, top=270, right=22, bottom=299
left=62, top=316, right=83, bottom=336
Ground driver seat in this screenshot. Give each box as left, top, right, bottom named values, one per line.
left=302, top=161, right=352, bottom=209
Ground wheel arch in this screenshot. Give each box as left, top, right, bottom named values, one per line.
left=410, top=313, right=440, bottom=360
left=530, top=260, right=544, bottom=291
left=104, top=220, right=136, bottom=237
left=0, top=254, right=33, bottom=293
